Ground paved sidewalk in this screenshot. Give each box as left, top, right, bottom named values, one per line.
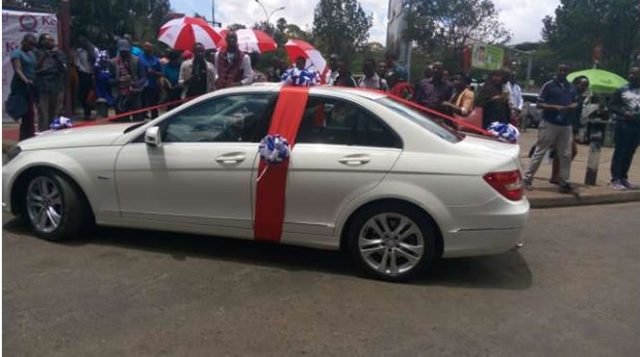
left=517, top=128, right=640, bottom=208
left=3, top=122, right=639, bottom=208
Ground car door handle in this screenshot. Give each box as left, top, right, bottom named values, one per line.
left=216, top=153, right=246, bottom=164
left=338, top=155, right=371, bottom=166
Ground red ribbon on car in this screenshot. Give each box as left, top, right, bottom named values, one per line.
left=254, top=86, right=310, bottom=242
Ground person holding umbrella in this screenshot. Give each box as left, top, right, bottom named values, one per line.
left=215, top=31, right=254, bottom=89
left=179, top=42, right=216, bottom=97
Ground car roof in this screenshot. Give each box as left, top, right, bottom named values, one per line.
left=233, top=82, right=388, bottom=99
left=187, top=83, right=388, bottom=109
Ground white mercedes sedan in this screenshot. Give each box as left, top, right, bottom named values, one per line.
left=3, top=85, right=529, bottom=281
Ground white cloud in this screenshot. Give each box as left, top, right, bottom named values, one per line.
left=171, top=0, right=560, bottom=46
left=493, top=0, right=560, bottom=44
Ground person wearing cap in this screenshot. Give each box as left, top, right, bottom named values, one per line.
left=215, top=31, right=253, bottom=89
left=110, top=39, right=146, bottom=121
left=179, top=42, right=216, bottom=97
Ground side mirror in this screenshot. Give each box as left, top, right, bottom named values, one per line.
left=145, top=126, right=162, bottom=147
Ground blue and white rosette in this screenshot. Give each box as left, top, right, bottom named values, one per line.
left=49, top=116, right=73, bottom=131
left=487, top=121, right=519, bottom=143
left=257, top=134, right=291, bottom=182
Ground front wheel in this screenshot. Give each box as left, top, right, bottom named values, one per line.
left=347, top=203, right=436, bottom=282
left=24, top=171, right=91, bottom=241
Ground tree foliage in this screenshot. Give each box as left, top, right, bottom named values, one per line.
left=405, top=0, right=510, bottom=69
left=542, top=0, right=640, bottom=74
left=312, top=0, right=373, bottom=62
left=405, top=0, right=510, bottom=49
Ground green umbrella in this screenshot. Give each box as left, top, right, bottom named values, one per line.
left=567, top=69, right=628, bottom=94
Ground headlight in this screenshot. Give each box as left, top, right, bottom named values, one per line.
left=5, top=145, right=21, bottom=163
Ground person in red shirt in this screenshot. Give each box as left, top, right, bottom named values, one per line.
left=388, top=70, right=414, bottom=100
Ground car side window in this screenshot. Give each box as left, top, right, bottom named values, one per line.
left=162, top=93, right=276, bottom=143
left=296, top=96, right=402, bottom=148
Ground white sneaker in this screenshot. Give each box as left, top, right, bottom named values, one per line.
left=609, top=180, right=627, bottom=191
left=622, top=180, right=639, bottom=190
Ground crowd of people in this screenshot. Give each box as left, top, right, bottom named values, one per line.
left=7, top=30, right=639, bottom=192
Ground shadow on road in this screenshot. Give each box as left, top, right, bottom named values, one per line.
left=4, top=218, right=532, bottom=290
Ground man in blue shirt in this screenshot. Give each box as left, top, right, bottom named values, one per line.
left=139, top=42, right=162, bottom=118
left=162, top=50, right=182, bottom=110
left=524, top=64, right=578, bottom=193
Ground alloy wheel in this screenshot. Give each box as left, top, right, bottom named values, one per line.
left=26, top=176, right=63, bottom=233
left=358, top=213, right=425, bottom=277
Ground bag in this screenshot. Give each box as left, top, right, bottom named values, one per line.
left=86, top=89, right=97, bottom=106
left=455, top=106, right=483, bottom=130
left=5, top=92, right=27, bottom=120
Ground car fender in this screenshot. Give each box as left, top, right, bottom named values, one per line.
left=5, top=148, right=121, bottom=217
left=333, top=179, right=455, bottom=238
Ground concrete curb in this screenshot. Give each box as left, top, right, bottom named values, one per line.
left=528, top=190, right=640, bottom=209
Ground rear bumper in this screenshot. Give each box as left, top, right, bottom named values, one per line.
left=442, top=226, right=525, bottom=258
left=441, top=197, right=529, bottom=258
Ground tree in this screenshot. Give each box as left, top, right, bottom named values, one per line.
left=227, top=23, right=247, bottom=31
left=312, top=0, right=373, bottom=62
left=405, top=0, right=511, bottom=69
left=542, top=0, right=640, bottom=74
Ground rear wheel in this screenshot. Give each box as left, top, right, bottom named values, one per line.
left=347, top=203, right=436, bottom=282
left=24, top=171, right=91, bottom=241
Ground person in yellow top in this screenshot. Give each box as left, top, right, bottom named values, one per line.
left=443, top=73, right=475, bottom=116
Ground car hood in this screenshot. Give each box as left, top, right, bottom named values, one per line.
left=18, top=123, right=135, bottom=150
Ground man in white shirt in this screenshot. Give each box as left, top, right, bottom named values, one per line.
left=324, top=53, right=339, bottom=85
left=74, top=36, right=99, bottom=120
left=507, top=73, right=524, bottom=116
left=357, top=58, right=388, bottom=91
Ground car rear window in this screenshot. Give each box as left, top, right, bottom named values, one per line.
left=376, top=97, right=462, bottom=143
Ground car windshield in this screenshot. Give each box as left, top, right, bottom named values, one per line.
left=376, top=97, right=462, bottom=143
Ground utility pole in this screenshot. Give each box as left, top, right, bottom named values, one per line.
left=211, top=0, right=215, bottom=24
left=511, top=48, right=535, bottom=91
left=59, top=0, right=72, bottom=116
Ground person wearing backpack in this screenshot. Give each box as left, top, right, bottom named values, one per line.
left=358, top=58, right=389, bottom=91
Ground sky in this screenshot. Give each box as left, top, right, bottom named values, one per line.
left=172, top=0, right=561, bottom=45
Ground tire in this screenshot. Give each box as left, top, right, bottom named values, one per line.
left=22, top=171, right=92, bottom=241
left=346, top=202, right=436, bottom=282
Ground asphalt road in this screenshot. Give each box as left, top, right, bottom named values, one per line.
left=3, top=203, right=640, bottom=356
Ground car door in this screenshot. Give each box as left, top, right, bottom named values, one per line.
left=115, top=93, right=276, bottom=238
left=280, top=95, right=403, bottom=238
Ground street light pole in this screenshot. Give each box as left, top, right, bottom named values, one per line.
left=254, top=0, right=285, bottom=24
left=254, top=0, right=269, bottom=23
left=267, top=7, right=286, bottom=24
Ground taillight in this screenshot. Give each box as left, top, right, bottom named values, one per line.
left=483, top=170, right=523, bottom=201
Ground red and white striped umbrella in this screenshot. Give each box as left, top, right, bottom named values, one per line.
left=284, top=39, right=327, bottom=74
left=158, top=16, right=223, bottom=51
left=218, top=29, right=277, bottom=53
